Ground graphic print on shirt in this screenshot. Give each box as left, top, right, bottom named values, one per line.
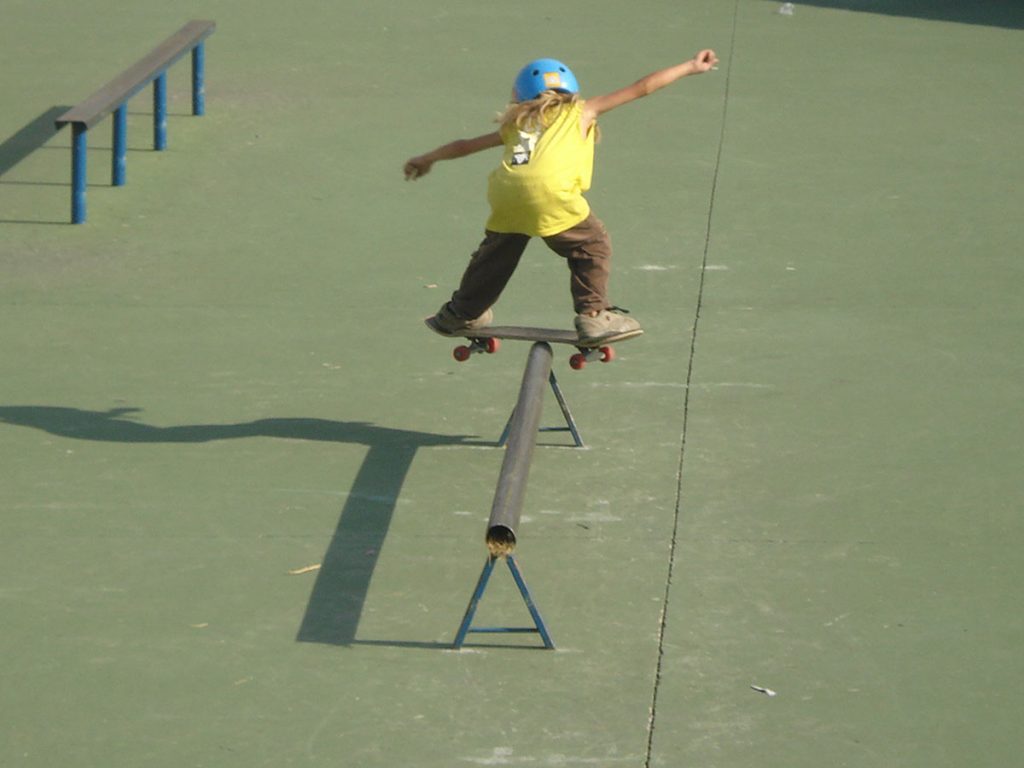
left=510, top=129, right=540, bottom=166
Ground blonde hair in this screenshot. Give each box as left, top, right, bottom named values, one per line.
left=496, top=91, right=598, bottom=140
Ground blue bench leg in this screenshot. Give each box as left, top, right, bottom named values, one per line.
left=112, top=104, right=127, bottom=186
left=71, top=124, right=88, bottom=224
left=153, top=71, right=167, bottom=150
left=192, top=43, right=206, bottom=116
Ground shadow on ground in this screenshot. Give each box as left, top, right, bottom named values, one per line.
left=0, top=404, right=485, bottom=646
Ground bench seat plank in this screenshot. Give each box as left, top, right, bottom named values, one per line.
left=56, top=20, right=215, bottom=130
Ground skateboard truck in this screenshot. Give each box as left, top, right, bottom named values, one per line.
left=568, top=344, right=616, bottom=370
left=453, top=336, right=500, bottom=361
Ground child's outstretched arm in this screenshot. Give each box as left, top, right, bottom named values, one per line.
left=581, top=49, right=719, bottom=131
left=404, top=131, right=503, bottom=180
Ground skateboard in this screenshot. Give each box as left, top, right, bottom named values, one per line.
left=425, top=317, right=642, bottom=370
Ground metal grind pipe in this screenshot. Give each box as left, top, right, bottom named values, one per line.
left=485, top=342, right=553, bottom=555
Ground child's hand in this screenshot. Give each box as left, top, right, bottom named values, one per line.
left=691, top=49, right=719, bottom=73
left=404, top=156, right=433, bottom=180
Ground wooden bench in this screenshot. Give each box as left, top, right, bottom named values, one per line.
left=55, top=20, right=216, bottom=223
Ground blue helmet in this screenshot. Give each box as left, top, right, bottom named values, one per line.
left=513, top=58, right=579, bottom=102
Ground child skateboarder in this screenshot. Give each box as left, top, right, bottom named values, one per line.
left=405, top=49, right=719, bottom=343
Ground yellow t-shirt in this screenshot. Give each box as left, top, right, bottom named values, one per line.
left=485, top=101, right=595, bottom=237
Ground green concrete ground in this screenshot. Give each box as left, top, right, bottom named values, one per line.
left=2, top=1, right=1021, bottom=766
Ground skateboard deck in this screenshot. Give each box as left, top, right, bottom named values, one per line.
left=425, top=317, right=642, bottom=369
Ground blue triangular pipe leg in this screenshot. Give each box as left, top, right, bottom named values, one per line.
left=452, top=555, right=497, bottom=649
left=505, top=555, right=555, bottom=649
left=452, top=555, right=555, bottom=650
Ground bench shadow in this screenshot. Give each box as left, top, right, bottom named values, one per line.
left=0, top=106, right=72, bottom=224
left=0, top=106, right=69, bottom=179
left=0, top=404, right=486, bottom=647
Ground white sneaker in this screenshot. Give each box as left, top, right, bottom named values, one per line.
left=430, top=302, right=494, bottom=335
left=575, top=307, right=642, bottom=343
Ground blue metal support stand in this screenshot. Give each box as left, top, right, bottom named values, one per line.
left=191, top=42, right=206, bottom=115
left=112, top=104, right=127, bottom=186
left=453, top=554, right=555, bottom=650
left=153, top=71, right=168, bottom=150
left=499, top=370, right=584, bottom=448
left=70, top=124, right=88, bottom=224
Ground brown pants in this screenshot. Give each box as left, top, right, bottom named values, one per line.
left=449, top=213, right=612, bottom=319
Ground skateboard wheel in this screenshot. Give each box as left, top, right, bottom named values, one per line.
left=485, top=337, right=500, bottom=354
left=600, top=346, right=615, bottom=363
left=453, top=345, right=472, bottom=362
left=569, top=353, right=586, bottom=370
